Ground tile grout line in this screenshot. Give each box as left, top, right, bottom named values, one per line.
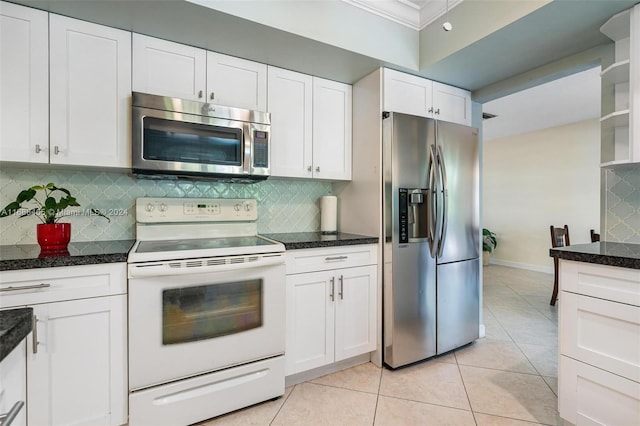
left=268, top=383, right=297, bottom=426
left=454, top=351, right=479, bottom=425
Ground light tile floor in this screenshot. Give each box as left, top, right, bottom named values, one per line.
left=200, top=265, right=560, bottom=426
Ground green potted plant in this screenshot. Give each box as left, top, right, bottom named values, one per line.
left=0, top=183, right=109, bottom=250
left=482, top=228, right=497, bottom=266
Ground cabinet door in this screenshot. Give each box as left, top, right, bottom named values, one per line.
left=559, top=355, right=640, bottom=426
left=432, top=82, right=472, bottom=126
left=0, top=341, right=27, bottom=426
left=267, top=66, right=313, bottom=178
left=132, top=33, right=206, bottom=101
left=27, top=295, right=127, bottom=426
left=206, top=52, right=267, bottom=111
left=285, top=271, right=335, bottom=375
left=49, top=15, right=131, bottom=168
left=0, top=2, right=48, bottom=163
left=312, top=77, right=352, bottom=180
left=334, top=265, right=377, bottom=361
left=383, top=68, right=433, bottom=118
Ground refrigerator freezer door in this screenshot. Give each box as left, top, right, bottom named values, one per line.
left=384, top=242, right=436, bottom=368
left=436, top=258, right=480, bottom=354
left=382, top=112, right=437, bottom=368
left=435, top=121, right=480, bottom=264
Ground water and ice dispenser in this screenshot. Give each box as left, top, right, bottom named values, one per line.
left=398, top=188, right=429, bottom=244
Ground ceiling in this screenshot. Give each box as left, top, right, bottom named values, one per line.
left=419, top=0, right=637, bottom=94
left=342, top=0, right=463, bottom=30
left=482, top=66, right=601, bottom=141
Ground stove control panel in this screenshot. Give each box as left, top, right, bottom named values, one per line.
left=136, top=198, right=258, bottom=223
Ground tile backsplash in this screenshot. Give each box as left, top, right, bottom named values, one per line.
left=0, top=166, right=331, bottom=245
left=604, top=167, right=640, bottom=243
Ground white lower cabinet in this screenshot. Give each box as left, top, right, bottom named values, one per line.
left=0, top=341, right=27, bottom=426
left=285, top=245, right=377, bottom=375
left=558, top=260, right=640, bottom=424
left=0, top=263, right=128, bottom=426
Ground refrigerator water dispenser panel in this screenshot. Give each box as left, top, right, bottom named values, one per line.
left=399, top=188, right=429, bottom=244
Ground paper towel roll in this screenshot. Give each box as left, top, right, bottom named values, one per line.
left=320, top=196, right=337, bottom=234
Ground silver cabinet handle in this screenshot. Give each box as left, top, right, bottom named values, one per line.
left=339, top=275, right=344, bottom=300
left=210, top=92, right=215, bottom=100
left=435, top=108, right=440, bottom=115
left=198, top=90, right=203, bottom=98
left=0, top=283, right=51, bottom=292
left=35, top=144, right=42, bottom=153
left=307, top=166, right=312, bottom=172
left=315, top=166, right=320, bottom=172
left=53, top=146, right=60, bottom=155
left=0, top=401, right=25, bottom=426
left=428, top=107, right=434, bottom=113
left=32, top=314, right=39, bottom=354
left=325, top=256, right=348, bottom=261
left=329, top=277, right=335, bottom=301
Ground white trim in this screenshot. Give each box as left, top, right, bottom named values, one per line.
left=284, top=353, right=371, bottom=387
left=489, top=258, right=554, bottom=274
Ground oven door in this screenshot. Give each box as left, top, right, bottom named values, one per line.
left=132, top=106, right=251, bottom=177
left=128, top=256, right=285, bottom=391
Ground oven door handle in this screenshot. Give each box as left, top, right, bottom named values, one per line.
left=128, top=254, right=284, bottom=278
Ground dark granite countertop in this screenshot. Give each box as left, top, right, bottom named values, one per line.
left=0, top=307, right=33, bottom=362
left=263, top=232, right=378, bottom=250
left=0, top=240, right=135, bottom=271
left=550, top=242, right=640, bottom=270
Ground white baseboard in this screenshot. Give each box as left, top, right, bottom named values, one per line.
left=285, top=353, right=371, bottom=387
left=489, top=258, right=553, bottom=274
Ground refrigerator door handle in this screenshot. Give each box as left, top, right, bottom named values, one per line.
left=436, top=144, right=448, bottom=257
left=428, top=144, right=438, bottom=258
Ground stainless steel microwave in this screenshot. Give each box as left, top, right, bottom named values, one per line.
left=132, top=92, right=271, bottom=182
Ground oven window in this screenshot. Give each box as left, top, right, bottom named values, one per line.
left=162, top=279, right=262, bottom=345
left=143, top=117, right=242, bottom=166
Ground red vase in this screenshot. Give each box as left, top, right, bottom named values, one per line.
left=37, top=223, right=71, bottom=250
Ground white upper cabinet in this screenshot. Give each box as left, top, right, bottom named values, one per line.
left=383, top=69, right=433, bottom=117
left=267, top=66, right=313, bottom=178
left=207, top=52, right=267, bottom=111
left=312, top=77, right=352, bottom=180
left=268, top=68, right=352, bottom=181
left=432, top=82, right=472, bottom=125
left=132, top=34, right=267, bottom=111
left=133, top=34, right=207, bottom=101
left=0, top=1, right=48, bottom=163
left=49, top=14, right=131, bottom=168
left=383, top=68, right=472, bottom=126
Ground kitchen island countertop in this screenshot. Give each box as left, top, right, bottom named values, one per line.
left=549, top=241, right=640, bottom=269
left=0, top=240, right=135, bottom=271
left=263, top=232, right=378, bottom=250
left=0, top=307, right=33, bottom=362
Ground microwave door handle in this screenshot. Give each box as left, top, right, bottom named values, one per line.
left=243, top=122, right=252, bottom=174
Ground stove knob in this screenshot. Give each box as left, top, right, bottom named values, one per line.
left=145, top=203, right=155, bottom=212
left=159, top=203, right=168, bottom=212
left=244, top=203, right=252, bottom=212
left=234, top=203, right=242, bottom=212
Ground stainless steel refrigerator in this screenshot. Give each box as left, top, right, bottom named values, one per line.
left=382, top=111, right=480, bottom=369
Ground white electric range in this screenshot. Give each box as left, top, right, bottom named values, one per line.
left=127, top=197, right=285, bottom=426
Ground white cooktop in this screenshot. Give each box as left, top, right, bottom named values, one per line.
left=128, top=197, right=284, bottom=263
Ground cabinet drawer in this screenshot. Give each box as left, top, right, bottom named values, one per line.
left=559, top=355, right=640, bottom=425
left=560, top=260, right=640, bottom=306
left=560, top=291, right=640, bottom=382
left=285, top=245, right=377, bottom=274
left=0, top=263, right=126, bottom=308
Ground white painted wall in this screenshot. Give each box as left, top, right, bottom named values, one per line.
left=482, top=119, right=600, bottom=272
